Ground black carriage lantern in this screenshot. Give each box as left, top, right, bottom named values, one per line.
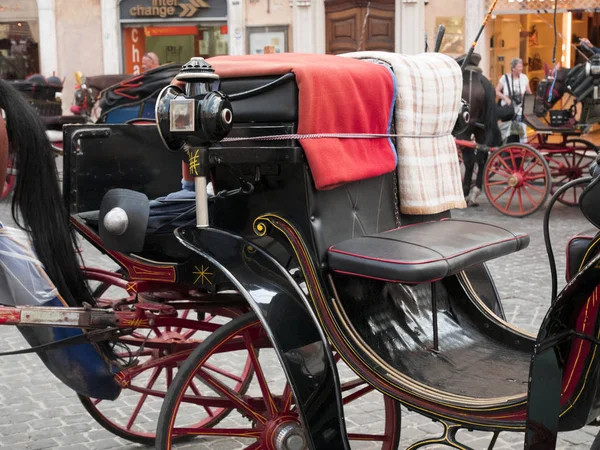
left=155, top=57, right=233, bottom=152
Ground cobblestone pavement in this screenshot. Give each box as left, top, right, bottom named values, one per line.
left=0, top=163, right=599, bottom=449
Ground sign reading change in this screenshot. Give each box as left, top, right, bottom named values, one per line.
left=120, top=0, right=227, bottom=20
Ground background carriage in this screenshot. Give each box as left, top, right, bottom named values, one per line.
left=459, top=56, right=600, bottom=218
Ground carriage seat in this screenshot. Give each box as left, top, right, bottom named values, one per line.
left=77, top=210, right=193, bottom=262
left=327, top=219, right=529, bottom=284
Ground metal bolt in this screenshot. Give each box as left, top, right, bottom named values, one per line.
left=285, top=434, right=306, bottom=450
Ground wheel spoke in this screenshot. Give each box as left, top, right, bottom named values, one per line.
left=189, top=380, right=215, bottom=417
left=340, top=378, right=366, bottom=392
left=196, top=367, right=267, bottom=424
left=348, top=432, right=387, bottom=441
left=174, top=309, right=191, bottom=334
left=516, top=188, right=524, bottom=213
left=243, top=330, right=277, bottom=417
left=343, top=385, right=374, bottom=405
left=126, top=366, right=162, bottom=430
left=172, top=426, right=262, bottom=438
left=497, top=155, right=514, bottom=173
left=492, top=185, right=512, bottom=202
left=504, top=187, right=517, bottom=211
left=489, top=166, right=512, bottom=178
left=204, top=363, right=244, bottom=383
left=521, top=185, right=540, bottom=206
left=281, top=384, right=294, bottom=412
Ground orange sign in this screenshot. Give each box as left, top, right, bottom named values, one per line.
left=123, top=27, right=146, bottom=75
left=144, top=25, right=198, bottom=36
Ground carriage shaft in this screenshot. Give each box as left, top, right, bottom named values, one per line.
left=0, top=306, right=117, bottom=328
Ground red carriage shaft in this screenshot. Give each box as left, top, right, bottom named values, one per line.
left=0, top=304, right=207, bottom=330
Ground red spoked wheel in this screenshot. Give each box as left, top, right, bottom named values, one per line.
left=79, top=270, right=253, bottom=446
left=156, top=312, right=402, bottom=450
left=483, top=143, right=551, bottom=217
left=1, top=150, right=16, bottom=200
left=546, top=138, right=598, bottom=206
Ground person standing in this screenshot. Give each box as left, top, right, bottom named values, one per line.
left=496, top=58, right=532, bottom=143
left=142, top=52, right=160, bottom=72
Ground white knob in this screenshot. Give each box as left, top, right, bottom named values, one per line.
left=103, top=207, right=129, bottom=235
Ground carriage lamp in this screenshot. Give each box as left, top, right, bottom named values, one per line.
left=585, top=54, right=600, bottom=101
left=155, top=57, right=234, bottom=228
left=155, top=57, right=233, bottom=153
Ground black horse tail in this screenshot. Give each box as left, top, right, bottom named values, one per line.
left=480, top=74, right=503, bottom=147
left=0, top=79, right=92, bottom=307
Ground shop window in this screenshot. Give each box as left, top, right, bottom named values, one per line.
left=247, top=26, right=289, bottom=54
left=123, top=24, right=228, bottom=75
left=0, top=21, right=39, bottom=80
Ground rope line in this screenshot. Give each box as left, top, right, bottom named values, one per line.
left=221, top=132, right=453, bottom=142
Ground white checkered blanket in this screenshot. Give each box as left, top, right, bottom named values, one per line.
left=341, top=51, right=466, bottom=214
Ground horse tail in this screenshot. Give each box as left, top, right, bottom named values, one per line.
left=480, top=74, right=503, bottom=147
left=0, top=79, right=92, bottom=307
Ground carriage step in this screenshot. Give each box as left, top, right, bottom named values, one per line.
left=327, top=219, right=529, bottom=284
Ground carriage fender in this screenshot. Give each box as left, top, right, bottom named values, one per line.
left=175, top=226, right=350, bottom=450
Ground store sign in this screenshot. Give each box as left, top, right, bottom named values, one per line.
left=123, top=27, right=146, bottom=75
left=0, top=0, right=37, bottom=20
left=488, top=0, right=600, bottom=13
left=120, top=0, right=227, bottom=20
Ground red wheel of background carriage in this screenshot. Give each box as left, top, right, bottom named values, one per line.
left=78, top=270, right=254, bottom=446
left=483, top=143, right=551, bottom=217
left=155, top=312, right=402, bottom=450
left=545, top=138, right=598, bottom=206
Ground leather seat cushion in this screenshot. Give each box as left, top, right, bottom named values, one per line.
left=566, top=228, right=599, bottom=281
left=327, top=219, right=529, bottom=284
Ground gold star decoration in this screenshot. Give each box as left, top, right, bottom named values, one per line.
left=193, top=265, right=213, bottom=285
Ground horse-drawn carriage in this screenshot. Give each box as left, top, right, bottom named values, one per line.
left=71, top=63, right=181, bottom=124
left=1, top=51, right=600, bottom=450
left=458, top=54, right=600, bottom=218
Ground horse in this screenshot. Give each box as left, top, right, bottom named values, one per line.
left=0, top=78, right=93, bottom=307
left=454, top=53, right=503, bottom=205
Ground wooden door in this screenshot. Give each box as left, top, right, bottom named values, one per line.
left=325, top=0, right=395, bottom=55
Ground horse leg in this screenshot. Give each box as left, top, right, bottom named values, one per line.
left=461, top=146, right=475, bottom=197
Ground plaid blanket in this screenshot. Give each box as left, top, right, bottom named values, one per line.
left=341, top=51, right=466, bottom=215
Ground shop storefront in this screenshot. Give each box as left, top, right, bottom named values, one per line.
left=487, top=0, right=600, bottom=90
left=245, top=0, right=292, bottom=54
left=119, top=0, right=229, bottom=75
left=0, top=0, right=39, bottom=79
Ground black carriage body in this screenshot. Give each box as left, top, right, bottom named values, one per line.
left=202, top=74, right=600, bottom=443
left=63, top=71, right=600, bottom=448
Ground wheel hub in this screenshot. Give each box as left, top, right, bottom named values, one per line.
left=263, top=416, right=307, bottom=450
left=508, top=173, right=523, bottom=188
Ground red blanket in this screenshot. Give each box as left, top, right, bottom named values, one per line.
left=207, top=53, right=396, bottom=190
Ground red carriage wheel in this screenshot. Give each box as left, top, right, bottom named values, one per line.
left=1, top=150, right=16, bottom=200
left=79, top=270, right=253, bottom=446
left=546, top=138, right=598, bottom=206
left=483, top=143, right=551, bottom=217
left=155, top=312, right=402, bottom=450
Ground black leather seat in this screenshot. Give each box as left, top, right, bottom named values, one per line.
left=327, top=219, right=529, bottom=284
